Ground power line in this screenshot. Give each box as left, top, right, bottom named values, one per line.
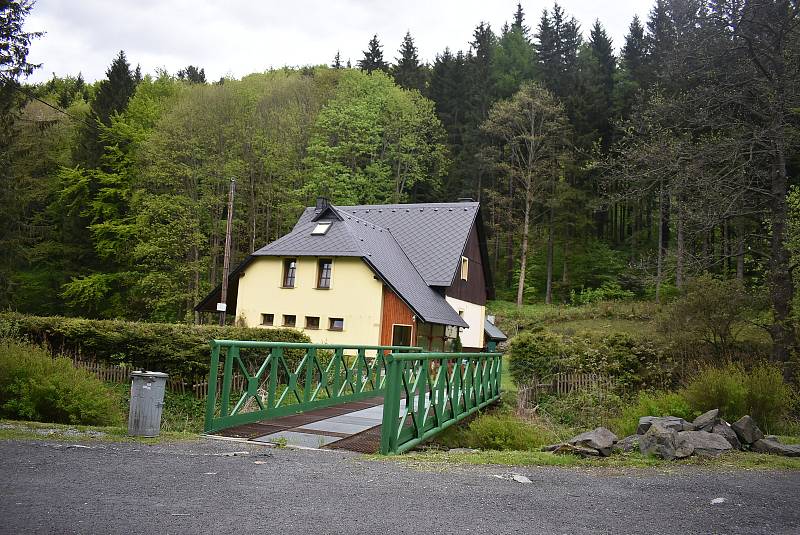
left=1, top=75, right=95, bottom=129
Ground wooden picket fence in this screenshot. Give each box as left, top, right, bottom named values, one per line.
left=516, top=372, right=614, bottom=413
left=71, top=358, right=217, bottom=400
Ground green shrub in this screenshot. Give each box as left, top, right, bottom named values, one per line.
left=745, top=362, right=794, bottom=433
left=0, top=339, right=121, bottom=426
left=570, top=282, right=635, bottom=306
left=462, top=414, right=560, bottom=451
left=539, top=388, right=624, bottom=430
left=507, top=331, right=567, bottom=385
left=611, top=390, right=697, bottom=437
left=0, top=312, right=310, bottom=380
left=682, top=363, right=748, bottom=422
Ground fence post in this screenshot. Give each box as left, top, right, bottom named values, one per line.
left=380, top=354, right=402, bottom=455
left=219, top=345, right=237, bottom=418
left=204, top=343, right=221, bottom=432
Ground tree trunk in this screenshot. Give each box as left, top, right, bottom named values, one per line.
left=516, top=186, right=532, bottom=307
left=736, top=229, right=745, bottom=281
left=768, top=128, right=796, bottom=379
left=545, top=206, right=554, bottom=305
left=676, top=200, right=684, bottom=289
left=656, top=184, right=665, bottom=304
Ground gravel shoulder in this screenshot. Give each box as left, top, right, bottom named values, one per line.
left=2, top=437, right=799, bottom=534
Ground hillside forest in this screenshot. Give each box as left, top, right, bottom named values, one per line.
left=1, top=1, right=799, bottom=372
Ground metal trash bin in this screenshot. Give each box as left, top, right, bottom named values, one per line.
left=128, top=371, right=169, bottom=437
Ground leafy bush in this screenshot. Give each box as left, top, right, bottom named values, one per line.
left=507, top=331, right=567, bottom=385
left=744, top=362, right=794, bottom=433
left=682, top=363, right=748, bottom=422
left=437, top=413, right=560, bottom=451
left=657, top=274, right=759, bottom=354
left=539, top=388, right=624, bottom=430
left=611, top=390, right=697, bottom=437
left=570, top=282, right=635, bottom=306
left=0, top=313, right=310, bottom=380
left=0, top=339, right=121, bottom=426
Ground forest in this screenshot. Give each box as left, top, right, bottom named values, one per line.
left=0, top=1, right=798, bottom=372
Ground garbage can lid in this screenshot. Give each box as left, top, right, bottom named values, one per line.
left=131, top=371, right=169, bottom=378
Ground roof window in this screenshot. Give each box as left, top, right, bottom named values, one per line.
left=311, top=221, right=332, bottom=235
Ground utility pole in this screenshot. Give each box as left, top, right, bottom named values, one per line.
left=218, top=178, right=236, bottom=326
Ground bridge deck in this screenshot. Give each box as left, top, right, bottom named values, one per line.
left=214, top=396, right=388, bottom=453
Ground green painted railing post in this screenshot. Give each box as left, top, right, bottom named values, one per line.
left=267, top=347, right=280, bottom=409
left=304, top=348, right=315, bottom=403
left=380, top=354, right=402, bottom=454
left=333, top=348, right=342, bottom=395
left=219, top=345, right=237, bottom=418
left=356, top=348, right=365, bottom=393
left=204, top=343, right=221, bottom=432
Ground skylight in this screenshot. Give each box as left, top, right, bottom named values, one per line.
left=311, top=221, right=332, bottom=235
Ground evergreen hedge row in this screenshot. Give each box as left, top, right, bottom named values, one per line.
left=0, top=313, right=310, bottom=380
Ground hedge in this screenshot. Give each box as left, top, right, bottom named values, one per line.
left=0, top=312, right=310, bottom=380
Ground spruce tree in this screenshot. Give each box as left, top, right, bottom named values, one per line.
left=357, top=35, right=388, bottom=73
left=391, top=31, right=426, bottom=92
left=177, top=65, right=206, bottom=83
left=332, top=50, right=342, bottom=69
left=493, top=5, right=537, bottom=99
left=512, top=3, right=528, bottom=36
left=621, top=15, right=647, bottom=85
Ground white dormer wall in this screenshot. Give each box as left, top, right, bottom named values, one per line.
left=445, top=296, right=485, bottom=349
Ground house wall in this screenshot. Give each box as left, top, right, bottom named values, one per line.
left=445, top=224, right=487, bottom=305
left=445, top=296, right=485, bottom=349
left=236, top=256, right=384, bottom=346
left=379, top=285, right=415, bottom=347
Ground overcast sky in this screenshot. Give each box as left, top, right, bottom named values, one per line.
left=24, top=0, right=652, bottom=84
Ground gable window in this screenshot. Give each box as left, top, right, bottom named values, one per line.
left=305, top=316, right=320, bottom=330
left=311, top=221, right=332, bottom=235
left=261, top=313, right=274, bottom=326
left=282, top=258, right=297, bottom=288
left=317, top=259, right=332, bottom=289
left=391, top=325, right=412, bottom=346
left=282, top=314, right=296, bottom=327
left=328, top=317, right=344, bottom=331
left=460, top=256, right=469, bottom=281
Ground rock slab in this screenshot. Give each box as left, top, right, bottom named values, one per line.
left=637, top=416, right=696, bottom=435
left=677, top=431, right=733, bottom=457
left=751, top=438, right=800, bottom=457
left=639, top=423, right=691, bottom=460
left=692, top=409, right=720, bottom=432
left=568, top=427, right=618, bottom=456
left=731, top=415, right=764, bottom=445
left=711, top=421, right=742, bottom=450
left=612, top=434, right=640, bottom=454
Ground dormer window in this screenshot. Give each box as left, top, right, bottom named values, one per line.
left=311, top=221, right=332, bottom=235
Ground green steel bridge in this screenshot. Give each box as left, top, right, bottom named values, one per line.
left=204, top=340, right=502, bottom=454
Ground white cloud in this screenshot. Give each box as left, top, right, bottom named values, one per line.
left=24, top=0, right=652, bottom=83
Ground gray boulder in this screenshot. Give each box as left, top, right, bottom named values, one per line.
left=612, top=434, right=640, bottom=454
left=639, top=423, right=681, bottom=460
left=692, top=409, right=720, bottom=432
left=637, top=416, right=697, bottom=435
left=677, top=431, right=733, bottom=457
left=568, top=427, right=618, bottom=456
left=731, top=415, right=764, bottom=445
left=711, top=421, right=742, bottom=450
left=751, top=438, right=800, bottom=457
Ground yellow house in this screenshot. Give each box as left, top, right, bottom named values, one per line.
left=197, top=199, right=506, bottom=351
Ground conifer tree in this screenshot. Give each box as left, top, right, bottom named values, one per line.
left=621, top=15, right=647, bottom=85
left=492, top=5, right=537, bottom=99
left=392, top=31, right=426, bottom=92
left=332, top=50, right=342, bottom=69
left=512, top=2, right=528, bottom=36
left=357, top=35, right=388, bottom=73
left=177, top=65, right=206, bottom=83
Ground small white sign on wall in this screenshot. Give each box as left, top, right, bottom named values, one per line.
left=216, top=303, right=227, bottom=312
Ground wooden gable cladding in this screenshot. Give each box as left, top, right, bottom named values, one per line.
left=445, top=224, right=487, bottom=305
left=379, top=285, right=415, bottom=346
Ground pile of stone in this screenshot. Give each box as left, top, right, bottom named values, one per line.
left=543, top=409, right=800, bottom=459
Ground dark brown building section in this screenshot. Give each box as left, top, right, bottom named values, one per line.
left=379, top=285, right=415, bottom=346
left=445, top=224, right=487, bottom=305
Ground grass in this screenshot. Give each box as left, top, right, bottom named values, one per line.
left=378, top=448, right=800, bottom=471
left=0, top=419, right=199, bottom=444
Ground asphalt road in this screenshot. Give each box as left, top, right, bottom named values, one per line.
left=2, top=438, right=799, bottom=534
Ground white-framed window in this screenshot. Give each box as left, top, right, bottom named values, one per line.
left=328, top=317, right=344, bottom=331
left=311, top=221, right=332, bottom=235
left=460, top=256, right=469, bottom=281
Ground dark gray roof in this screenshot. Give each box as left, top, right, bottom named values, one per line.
left=253, top=205, right=468, bottom=328
left=293, top=202, right=480, bottom=287
left=484, top=319, right=507, bottom=341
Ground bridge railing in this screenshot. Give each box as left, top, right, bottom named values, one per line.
left=379, top=351, right=502, bottom=455
left=204, top=339, right=421, bottom=433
